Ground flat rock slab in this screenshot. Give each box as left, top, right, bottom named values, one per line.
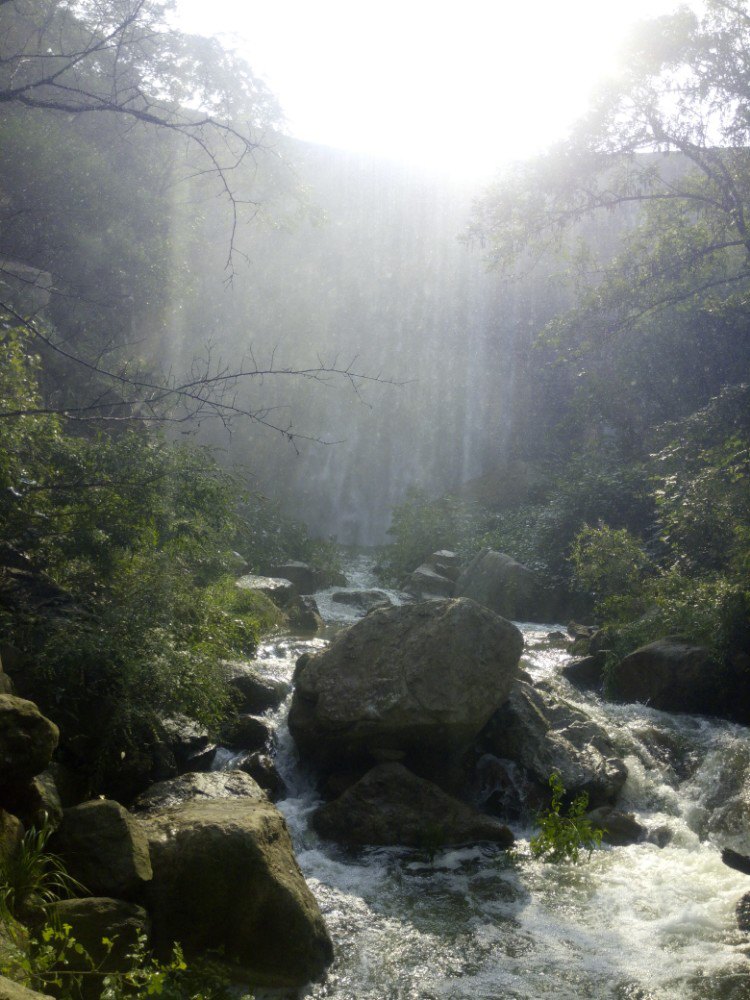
left=289, top=598, right=523, bottom=776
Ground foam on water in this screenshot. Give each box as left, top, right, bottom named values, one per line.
left=244, top=557, right=750, bottom=1000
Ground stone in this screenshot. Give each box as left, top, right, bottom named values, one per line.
left=0, top=976, right=52, bottom=1000
left=132, top=770, right=267, bottom=814
left=50, top=799, right=152, bottom=899
left=141, top=799, right=333, bottom=987
left=330, top=589, right=393, bottom=611
left=289, top=598, right=523, bottom=777
left=221, top=714, right=273, bottom=753
left=737, top=891, right=750, bottom=933
left=405, top=565, right=455, bottom=599
left=160, top=715, right=211, bottom=771
left=268, top=561, right=316, bottom=594
left=424, top=550, right=462, bottom=582
left=45, top=897, right=149, bottom=972
left=237, top=753, right=286, bottom=800
left=480, top=680, right=628, bottom=807
left=313, top=763, right=514, bottom=849
left=586, top=806, right=646, bottom=846
left=236, top=574, right=295, bottom=607
left=0, top=809, right=23, bottom=862
left=562, top=653, right=606, bottom=690
left=1, top=770, right=63, bottom=830
left=287, top=595, right=324, bottom=631
left=222, top=661, right=290, bottom=713
left=609, top=639, right=720, bottom=714
left=455, top=548, right=561, bottom=621
left=0, top=696, right=58, bottom=788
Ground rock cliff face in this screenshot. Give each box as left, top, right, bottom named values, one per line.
left=289, top=598, right=524, bottom=778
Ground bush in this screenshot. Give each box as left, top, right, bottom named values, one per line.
left=530, top=773, right=603, bottom=864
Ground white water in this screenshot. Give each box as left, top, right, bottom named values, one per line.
left=242, top=559, right=750, bottom=1000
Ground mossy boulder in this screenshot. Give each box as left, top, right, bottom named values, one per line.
left=141, top=798, right=333, bottom=987
left=0, top=696, right=58, bottom=789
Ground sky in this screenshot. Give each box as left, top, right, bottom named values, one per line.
left=173, top=0, right=692, bottom=180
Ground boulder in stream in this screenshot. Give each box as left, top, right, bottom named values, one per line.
left=608, top=638, right=719, bottom=714
left=480, top=680, right=628, bottom=807
left=221, top=660, right=290, bottom=713
left=405, top=564, right=455, bottom=599
left=235, top=574, right=296, bottom=607
left=330, top=588, right=393, bottom=611
left=313, top=762, right=514, bottom=849
left=289, top=598, right=523, bottom=778
left=455, top=548, right=562, bottom=621
left=141, top=798, right=333, bottom=987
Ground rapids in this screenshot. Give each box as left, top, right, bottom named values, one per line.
left=242, top=556, right=750, bottom=999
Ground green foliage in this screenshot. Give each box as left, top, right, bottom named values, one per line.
left=380, top=488, right=487, bottom=582
left=530, top=774, right=603, bottom=864
left=0, top=329, right=321, bottom=796
left=3, top=922, right=243, bottom=1000
left=0, top=818, right=84, bottom=922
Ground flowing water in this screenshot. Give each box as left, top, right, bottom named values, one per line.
left=241, top=556, right=750, bottom=1000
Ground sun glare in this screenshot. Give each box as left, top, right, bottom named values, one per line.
left=174, top=0, right=689, bottom=179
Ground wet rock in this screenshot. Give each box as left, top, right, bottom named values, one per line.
left=424, top=550, right=462, bottom=582
left=238, top=752, right=286, bottom=800
left=222, top=661, right=290, bottom=713
left=46, top=897, right=149, bottom=972
left=474, top=754, right=544, bottom=821
left=405, top=565, right=455, bottom=599
left=221, top=714, right=273, bottom=753
left=160, top=714, right=211, bottom=772
left=609, top=639, right=717, bottom=714
left=268, top=561, right=317, bottom=594
left=330, top=588, right=393, bottom=611
left=455, top=548, right=561, bottom=621
left=586, top=806, right=646, bottom=845
left=313, top=763, right=514, bottom=849
left=132, top=770, right=267, bottom=814
left=287, top=595, right=324, bottom=631
left=0, top=695, right=58, bottom=789
left=289, top=598, right=523, bottom=778
left=737, top=891, right=750, bottom=933
left=51, top=799, right=152, bottom=899
left=480, top=680, right=627, bottom=807
left=236, top=574, right=295, bottom=607
left=562, top=653, right=606, bottom=690
left=142, top=799, right=333, bottom=987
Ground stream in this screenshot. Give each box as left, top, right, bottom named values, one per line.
left=241, top=556, right=750, bottom=1000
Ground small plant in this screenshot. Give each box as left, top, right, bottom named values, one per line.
left=0, top=815, right=85, bottom=920
left=530, top=773, right=603, bottom=864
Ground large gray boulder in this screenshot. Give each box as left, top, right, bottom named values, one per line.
left=50, top=799, right=152, bottom=900
left=141, top=799, right=333, bottom=987
left=235, top=574, right=295, bottom=607
left=481, top=680, right=628, bottom=807
left=0, top=695, right=58, bottom=789
left=456, top=548, right=559, bottom=621
left=289, top=598, right=523, bottom=777
left=313, top=763, right=514, bottom=849
left=609, top=639, right=717, bottom=714
left=405, top=565, right=455, bottom=599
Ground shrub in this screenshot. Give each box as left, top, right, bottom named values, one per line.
left=530, top=773, right=603, bottom=864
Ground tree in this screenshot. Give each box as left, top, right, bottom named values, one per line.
left=468, top=0, right=750, bottom=454
left=0, top=1, right=397, bottom=440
